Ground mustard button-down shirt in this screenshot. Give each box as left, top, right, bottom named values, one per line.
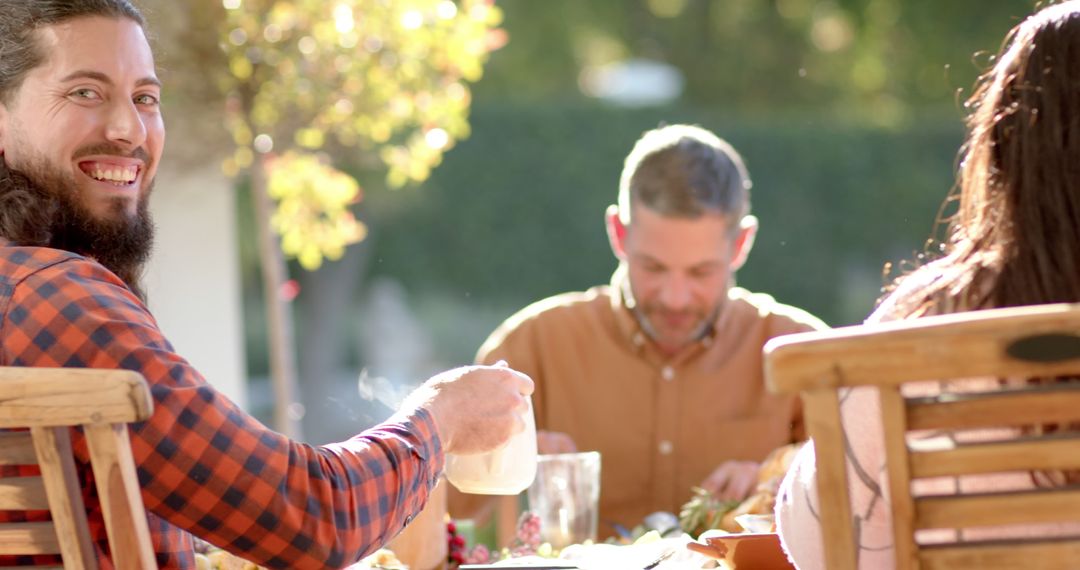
left=477, top=269, right=827, bottom=532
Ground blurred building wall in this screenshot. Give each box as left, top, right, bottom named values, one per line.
left=144, top=166, right=248, bottom=407
left=135, top=0, right=248, bottom=408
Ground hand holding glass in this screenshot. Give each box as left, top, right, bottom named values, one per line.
left=445, top=395, right=537, bottom=495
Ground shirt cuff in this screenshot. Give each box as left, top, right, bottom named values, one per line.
left=382, top=406, right=446, bottom=489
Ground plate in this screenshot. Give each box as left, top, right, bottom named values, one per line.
left=685, top=532, right=795, bottom=569
left=457, top=561, right=578, bottom=565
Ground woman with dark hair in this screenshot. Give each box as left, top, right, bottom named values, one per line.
left=776, top=2, right=1080, bottom=567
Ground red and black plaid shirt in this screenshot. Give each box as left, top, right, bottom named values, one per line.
left=0, top=246, right=444, bottom=568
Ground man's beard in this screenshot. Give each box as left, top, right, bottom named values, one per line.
left=634, top=302, right=719, bottom=349
left=0, top=155, right=154, bottom=300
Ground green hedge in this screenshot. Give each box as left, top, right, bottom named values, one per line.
left=364, top=102, right=963, bottom=329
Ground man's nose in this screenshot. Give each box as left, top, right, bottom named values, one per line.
left=658, top=275, right=692, bottom=309
left=104, top=99, right=147, bottom=150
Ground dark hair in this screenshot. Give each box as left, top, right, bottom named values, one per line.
left=882, top=1, right=1080, bottom=488
left=886, top=1, right=1080, bottom=318
left=0, top=0, right=144, bottom=103
left=618, top=124, right=751, bottom=230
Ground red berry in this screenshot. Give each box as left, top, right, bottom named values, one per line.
left=447, top=521, right=457, bottom=534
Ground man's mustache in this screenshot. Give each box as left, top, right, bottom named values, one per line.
left=72, top=143, right=151, bottom=163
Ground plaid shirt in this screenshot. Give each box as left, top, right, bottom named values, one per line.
left=0, top=246, right=444, bottom=569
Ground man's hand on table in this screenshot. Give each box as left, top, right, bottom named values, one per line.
left=537, top=430, right=577, bottom=454
left=700, top=460, right=760, bottom=501
left=407, top=362, right=534, bottom=455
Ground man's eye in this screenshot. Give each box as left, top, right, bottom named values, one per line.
left=70, top=88, right=100, bottom=100
left=134, top=93, right=159, bottom=106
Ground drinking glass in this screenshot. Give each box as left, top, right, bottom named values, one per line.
left=526, top=451, right=601, bottom=549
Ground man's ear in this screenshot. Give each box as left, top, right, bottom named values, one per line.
left=729, top=214, right=758, bottom=272
left=605, top=204, right=628, bottom=260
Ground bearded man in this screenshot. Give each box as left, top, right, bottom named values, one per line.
left=452, top=124, right=826, bottom=536
left=0, top=1, right=533, bottom=567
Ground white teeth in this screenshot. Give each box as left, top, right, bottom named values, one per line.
left=88, top=165, right=138, bottom=183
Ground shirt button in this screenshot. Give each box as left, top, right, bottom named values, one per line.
left=658, top=440, right=674, bottom=455
left=661, top=366, right=675, bottom=382
left=633, top=333, right=646, bottom=347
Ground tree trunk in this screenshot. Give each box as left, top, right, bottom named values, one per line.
left=296, top=234, right=373, bottom=444
left=251, top=153, right=303, bottom=439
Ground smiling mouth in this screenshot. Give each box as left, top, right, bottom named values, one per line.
left=78, top=162, right=139, bottom=186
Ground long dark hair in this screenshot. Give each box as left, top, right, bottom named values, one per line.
left=886, top=1, right=1080, bottom=318
left=0, top=0, right=144, bottom=104
left=883, top=1, right=1080, bottom=487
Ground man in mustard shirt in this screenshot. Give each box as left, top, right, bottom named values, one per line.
left=458, top=124, right=826, bottom=536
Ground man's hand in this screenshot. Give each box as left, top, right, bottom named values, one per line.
left=537, top=430, right=577, bottom=454
left=700, top=460, right=760, bottom=502
left=405, top=363, right=534, bottom=455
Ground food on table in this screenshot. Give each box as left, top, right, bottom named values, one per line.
left=192, top=536, right=405, bottom=570
left=206, top=549, right=259, bottom=570
left=688, top=529, right=796, bottom=569
left=678, top=486, right=741, bottom=536
left=361, top=549, right=408, bottom=569
left=680, top=442, right=803, bottom=535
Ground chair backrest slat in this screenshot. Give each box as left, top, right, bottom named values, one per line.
left=0, top=476, right=51, bottom=510
left=0, top=432, right=39, bottom=466
left=84, top=423, right=157, bottom=570
left=879, top=387, right=918, bottom=570
left=799, top=389, right=858, bottom=570
left=0, top=368, right=151, bottom=428
left=908, top=386, right=1080, bottom=431
left=910, top=435, right=1080, bottom=478
left=32, top=425, right=96, bottom=569
left=766, top=303, right=1080, bottom=569
left=916, top=488, right=1080, bottom=530
left=0, top=521, right=61, bottom=554
left=767, top=303, right=1080, bottom=394
left=0, top=368, right=156, bottom=568
left=919, top=538, right=1080, bottom=570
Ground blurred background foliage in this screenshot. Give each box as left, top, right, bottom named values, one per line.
left=205, top=0, right=504, bottom=436
left=208, top=0, right=1044, bottom=437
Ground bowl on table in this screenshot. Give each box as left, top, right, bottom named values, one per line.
left=686, top=530, right=795, bottom=569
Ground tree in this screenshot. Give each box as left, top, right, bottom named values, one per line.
left=218, top=0, right=504, bottom=437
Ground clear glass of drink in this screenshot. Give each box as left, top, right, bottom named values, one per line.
left=526, top=451, right=601, bottom=549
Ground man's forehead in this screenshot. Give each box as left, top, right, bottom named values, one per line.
left=629, top=204, right=734, bottom=232
left=31, top=16, right=157, bottom=82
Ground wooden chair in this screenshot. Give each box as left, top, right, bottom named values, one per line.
left=0, top=367, right=156, bottom=569
left=765, top=303, right=1080, bottom=570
